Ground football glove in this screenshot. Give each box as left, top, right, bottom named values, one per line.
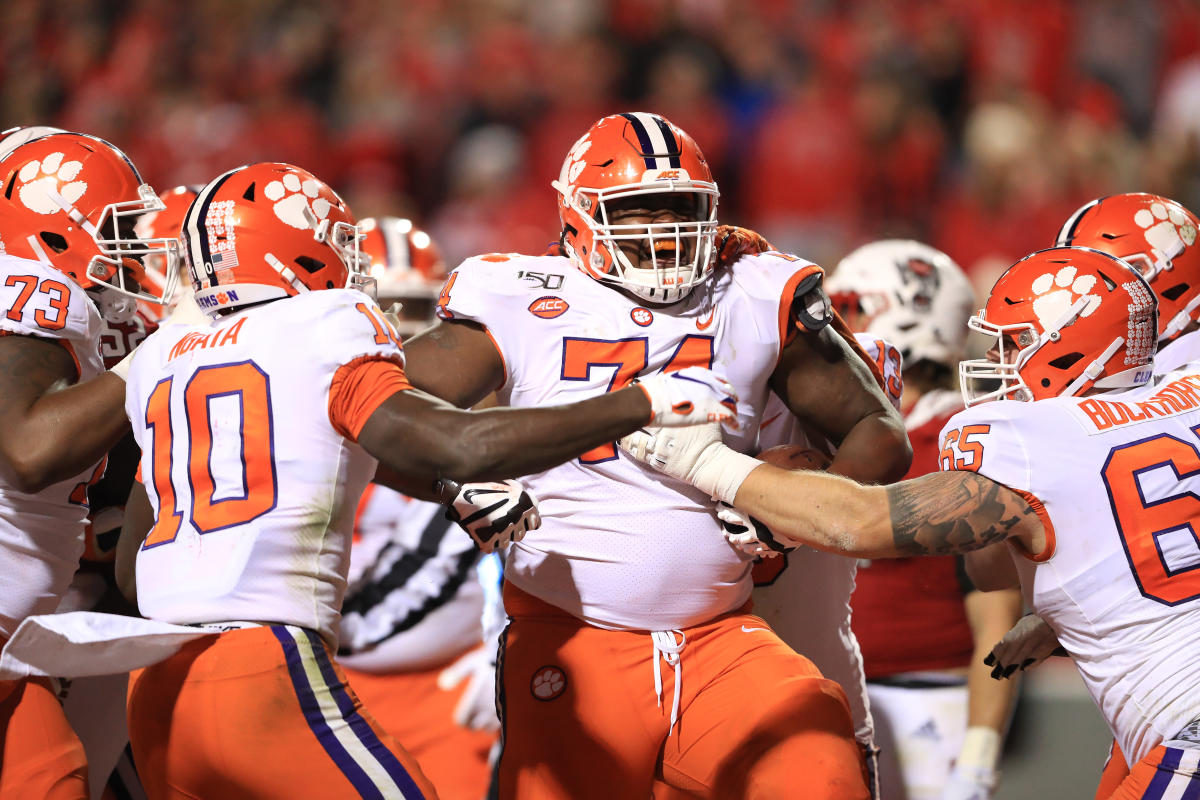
left=446, top=480, right=540, bottom=554
left=718, top=502, right=797, bottom=558
left=715, top=224, right=775, bottom=267
left=436, top=646, right=499, bottom=731
left=983, top=613, right=1062, bottom=679
left=617, top=422, right=760, bottom=505
left=632, top=366, right=740, bottom=430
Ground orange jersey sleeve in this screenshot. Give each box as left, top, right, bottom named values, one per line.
left=328, top=356, right=413, bottom=441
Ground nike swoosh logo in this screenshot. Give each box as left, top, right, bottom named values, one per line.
left=741, top=625, right=768, bottom=633
left=696, top=309, right=716, bottom=330
left=760, top=412, right=783, bottom=428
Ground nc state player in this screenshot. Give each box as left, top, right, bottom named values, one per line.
left=986, top=193, right=1200, bottom=797
left=399, top=112, right=910, bottom=799
left=626, top=246, right=1200, bottom=798
left=0, top=131, right=178, bottom=799
left=338, top=217, right=502, bottom=800
left=827, top=241, right=1023, bottom=800
left=116, top=162, right=736, bottom=799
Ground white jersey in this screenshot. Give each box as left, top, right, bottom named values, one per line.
left=0, top=254, right=105, bottom=637
left=127, top=289, right=404, bottom=646
left=1155, top=329, right=1200, bottom=375
left=338, top=487, right=484, bottom=672
left=750, top=334, right=900, bottom=745
left=938, top=367, right=1200, bottom=763
left=441, top=251, right=821, bottom=630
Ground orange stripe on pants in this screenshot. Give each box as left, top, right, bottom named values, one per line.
left=343, top=655, right=496, bottom=800
left=0, top=676, right=88, bottom=800
left=496, top=583, right=869, bottom=800
left=127, top=625, right=438, bottom=800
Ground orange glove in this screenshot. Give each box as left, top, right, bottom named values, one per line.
left=715, top=225, right=775, bottom=267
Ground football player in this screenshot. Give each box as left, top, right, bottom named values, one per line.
left=338, top=217, right=501, bottom=800
left=116, top=162, right=735, bottom=799
left=625, top=246, right=1200, bottom=797
left=985, top=193, right=1200, bottom=797
left=0, top=131, right=178, bottom=799
left=825, top=241, right=1023, bottom=800
left=398, top=112, right=911, bottom=798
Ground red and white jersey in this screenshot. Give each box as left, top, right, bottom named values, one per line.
left=126, top=289, right=408, bottom=647
left=1154, top=330, right=1200, bottom=376
left=338, top=486, right=484, bottom=672
left=851, top=388, right=975, bottom=678
left=938, top=367, right=1200, bottom=763
left=750, top=334, right=900, bottom=744
left=0, top=254, right=105, bottom=637
left=440, top=251, right=820, bottom=630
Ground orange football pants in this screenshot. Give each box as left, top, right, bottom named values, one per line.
left=127, top=624, right=437, bottom=799
left=1106, top=743, right=1200, bottom=799
left=1097, top=740, right=1130, bottom=799
left=0, top=676, right=88, bottom=799
left=343, top=656, right=497, bottom=800
left=497, top=583, right=869, bottom=800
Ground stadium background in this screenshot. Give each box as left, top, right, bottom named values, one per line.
left=7, top=0, right=1197, bottom=795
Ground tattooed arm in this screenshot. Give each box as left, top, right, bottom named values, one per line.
left=0, top=334, right=129, bottom=492
left=729, top=465, right=1045, bottom=559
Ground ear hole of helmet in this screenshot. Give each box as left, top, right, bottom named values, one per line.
left=295, top=256, right=325, bottom=274
left=39, top=232, right=68, bottom=253
left=1048, top=353, right=1085, bottom=371
left=1162, top=283, right=1189, bottom=301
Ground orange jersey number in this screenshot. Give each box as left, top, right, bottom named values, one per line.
left=561, top=334, right=714, bottom=463
left=142, top=361, right=277, bottom=549
left=1102, top=430, right=1200, bottom=605
left=4, top=274, right=71, bottom=331
left=939, top=424, right=990, bottom=472
left=872, top=339, right=903, bottom=406
left=354, top=302, right=401, bottom=348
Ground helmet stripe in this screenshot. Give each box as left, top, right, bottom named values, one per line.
left=183, top=167, right=239, bottom=289
left=1057, top=196, right=1105, bottom=245
left=621, top=112, right=680, bottom=171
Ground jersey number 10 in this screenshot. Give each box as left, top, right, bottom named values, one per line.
left=141, top=361, right=278, bottom=549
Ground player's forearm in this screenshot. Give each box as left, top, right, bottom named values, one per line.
left=731, top=465, right=896, bottom=558
left=827, top=410, right=912, bottom=484
left=0, top=372, right=129, bottom=492
left=964, top=588, right=1024, bottom=730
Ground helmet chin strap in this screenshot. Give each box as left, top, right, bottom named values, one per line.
left=1062, top=335, right=1125, bottom=397
left=1161, top=292, right=1200, bottom=341
left=265, top=252, right=308, bottom=293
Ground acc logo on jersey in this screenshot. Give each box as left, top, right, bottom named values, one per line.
left=529, top=296, right=569, bottom=319
left=531, top=665, right=567, bottom=701
left=630, top=307, right=654, bottom=327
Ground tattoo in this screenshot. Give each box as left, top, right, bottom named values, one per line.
left=886, top=472, right=1038, bottom=556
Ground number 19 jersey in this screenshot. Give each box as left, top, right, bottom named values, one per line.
left=938, top=366, right=1200, bottom=764
left=126, top=289, right=408, bottom=647
left=440, top=252, right=820, bottom=631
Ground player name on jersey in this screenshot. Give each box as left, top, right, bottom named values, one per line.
left=1080, top=373, right=1200, bottom=431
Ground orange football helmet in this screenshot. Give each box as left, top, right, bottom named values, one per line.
left=960, top=247, right=1157, bottom=406
left=181, top=163, right=370, bottom=314
left=1057, top=193, right=1200, bottom=343
left=0, top=132, right=179, bottom=320
left=360, top=216, right=446, bottom=337
left=551, top=112, right=719, bottom=305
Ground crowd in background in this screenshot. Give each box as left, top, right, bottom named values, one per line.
left=5, top=0, right=1200, bottom=294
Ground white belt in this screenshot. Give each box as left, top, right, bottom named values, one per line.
left=651, top=629, right=686, bottom=736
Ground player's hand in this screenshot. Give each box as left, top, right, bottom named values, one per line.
left=941, top=763, right=998, bottom=800
left=983, top=613, right=1061, bottom=679
left=446, top=480, right=540, bottom=554
left=632, top=366, right=739, bottom=430
left=436, top=646, right=499, bottom=731
left=617, top=422, right=760, bottom=505
left=719, top=502, right=796, bottom=558
left=715, top=225, right=775, bottom=267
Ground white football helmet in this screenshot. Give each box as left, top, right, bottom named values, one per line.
left=827, top=240, right=975, bottom=367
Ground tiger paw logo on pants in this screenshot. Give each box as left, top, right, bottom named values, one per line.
left=17, top=152, right=86, bottom=215
left=530, top=666, right=566, bottom=701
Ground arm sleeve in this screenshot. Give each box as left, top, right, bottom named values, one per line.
left=328, top=356, right=413, bottom=441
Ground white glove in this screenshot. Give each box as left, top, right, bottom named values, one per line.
left=436, top=646, right=499, bottom=731
left=719, top=503, right=797, bottom=558
left=446, top=480, right=540, bottom=554
left=633, top=366, right=740, bottom=430
left=617, top=422, right=761, bottom=505
left=942, top=727, right=1001, bottom=800
left=984, top=613, right=1061, bottom=679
